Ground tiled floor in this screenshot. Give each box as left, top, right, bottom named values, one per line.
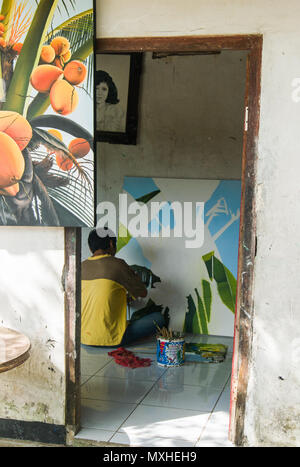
left=76, top=335, right=235, bottom=447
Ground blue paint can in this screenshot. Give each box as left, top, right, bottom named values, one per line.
left=157, top=338, right=185, bottom=367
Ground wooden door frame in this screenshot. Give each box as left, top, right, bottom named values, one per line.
left=64, top=227, right=82, bottom=440
left=65, top=34, right=262, bottom=446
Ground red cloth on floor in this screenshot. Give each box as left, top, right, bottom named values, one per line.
left=108, top=347, right=152, bottom=368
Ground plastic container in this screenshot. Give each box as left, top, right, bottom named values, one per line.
left=157, top=338, right=185, bottom=367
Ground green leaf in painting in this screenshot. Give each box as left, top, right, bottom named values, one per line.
left=203, top=251, right=237, bottom=314
left=195, top=288, right=208, bottom=335
left=30, top=127, right=70, bottom=156
left=216, top=275, right=236, bottom=313
left=136, top=190, right=161, bottom=204
left=212, top=255, right=236, bottom=313
left=117, top=223, right=132, bottom=252
left=202, top=279, right=212, bottom=323
left=202, top=251, right=214, bottom=280
left=29, top=114, right=93, bottom=144
left=192, top=314, right=201, bottom=334
left=183, top=294, right=197, bottom=333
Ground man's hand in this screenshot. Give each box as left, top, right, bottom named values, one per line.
left=127, top=294, right=134, bottom=304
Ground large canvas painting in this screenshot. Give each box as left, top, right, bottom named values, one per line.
left=116, top=177, right=241, bottom=337
left=0, top=0, right=94, bottom=226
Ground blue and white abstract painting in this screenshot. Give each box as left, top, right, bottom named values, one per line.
left=117, top=177, right=241, bottom=337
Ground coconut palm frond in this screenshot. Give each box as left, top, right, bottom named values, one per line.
left=45, top=0, right=76, bottom=17
left=45, top=9, right=93, bottom=39
left=29, top=127, right=70, bottom=155
left=59, top=0, right=76, bottom=16
left=30, top=147, right=94, bottom=227
left=28, top=114, right=94, bottom=226
left=30, top=114, right=93, bottom=145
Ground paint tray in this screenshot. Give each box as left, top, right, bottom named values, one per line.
left=185, top=342, right=228, bottom=363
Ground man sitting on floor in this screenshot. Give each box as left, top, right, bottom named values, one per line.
left=81, top=228, right=165, bottom=347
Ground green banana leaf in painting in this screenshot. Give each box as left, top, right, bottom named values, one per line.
left=136, top=189, right=161, bottom=204
left=117, top=223, right=132, bottom=252
left=203, top=251, right=237, bottom=314
left=0, top=0, right=94, bottom=227
left=183, top=280, right=212, bottom=334
left=183, top=252, right=236, bottom=334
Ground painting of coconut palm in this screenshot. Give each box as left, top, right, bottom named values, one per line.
left=0, top=0, right=94, bottom=226
left=117, top=177, right=241, bottom=337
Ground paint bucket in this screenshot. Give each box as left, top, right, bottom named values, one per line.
left=157, top=338, right=185, bottom=367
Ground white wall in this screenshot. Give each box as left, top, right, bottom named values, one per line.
left=0, top=228, right=65, bottom=426
left=97, top=0, right=300, bottom=447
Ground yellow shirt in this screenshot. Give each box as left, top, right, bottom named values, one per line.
left=81, top=255, right=146, bottom=346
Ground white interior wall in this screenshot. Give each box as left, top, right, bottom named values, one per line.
left=97, top=0, right=300, bottom=447
left=0, top=227, right=65, bottom=426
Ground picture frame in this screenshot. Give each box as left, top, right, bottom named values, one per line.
left=95, top=52, right=143, bottom=145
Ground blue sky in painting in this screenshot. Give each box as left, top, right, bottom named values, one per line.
left=123, top=177, right=159, bottom=200
left=205, top=180, right=241, bottom=277
left=148, top=202, right=176, bottom=235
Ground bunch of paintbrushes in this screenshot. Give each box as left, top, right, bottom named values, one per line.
left=154, top=322, right=183, bottom=341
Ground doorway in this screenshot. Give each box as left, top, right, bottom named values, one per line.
left=65, top=35, right=262, bottom=447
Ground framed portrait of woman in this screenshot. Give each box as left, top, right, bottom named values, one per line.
left=95, top=53, right=142, bottom=145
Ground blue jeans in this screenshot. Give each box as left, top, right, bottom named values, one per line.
left=121, top=311, right=165, bottom=346
left=81, top=311, right=165, bottom=349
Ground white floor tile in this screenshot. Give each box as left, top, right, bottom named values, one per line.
left=162, top=362, right=231, bottom=389
left=97, top=354, right=166, bottom=382
left=213, top=386, right=231, bottom=413
left=124, top=340, right=157, bottom=355
left=142, top=382, right=222, bottom=412
left=111, top=431, right=195, bottom=447
left=119, top=405, right=209, bottom=444
left=81, top=375, right=91, bottom=385
left=81, top=399, right=137, bottom=431
left=196, top=411, right=234, bottom=447
left=75, top=427, right=115, bottom=443
left=81, top=345, right=113, bottom=357
left=81, top=375, right=154, bottom=404
left=81, top=355, right=111, bottom=376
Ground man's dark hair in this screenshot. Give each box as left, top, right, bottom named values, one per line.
left=95, top=70, right=119, bottom=104
left=88, top=228, right=117, bottom=253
